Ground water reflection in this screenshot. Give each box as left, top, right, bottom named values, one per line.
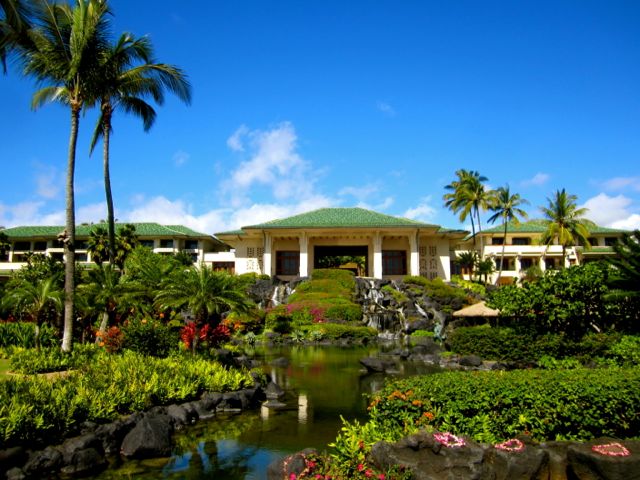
left=94, top=344, right=441, bottom=480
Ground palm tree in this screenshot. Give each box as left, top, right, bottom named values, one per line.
left=114, top=223, right=138, bottom=269
left=540, top=189, right=594, bottom=268
left=155, top=266, right=251, bottom=326
left=443, top=170, right=490, bottom=246
left=2, top=274, right=63, bottom=349
left=89, top=34, right=191, bottom=265
left=87, top=224, right=109, bottom=265
left=487, top=186, right=529, bottom=284
left=455, top=251, right=477, bottom=281
left=607, top=230, right=640, bottom=298
left=0, top=0, right=33, bottom=72
left=77, top=263, right=125, bottom=340
left=22, top=0, right=110, bottom=351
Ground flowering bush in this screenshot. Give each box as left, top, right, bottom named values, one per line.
left=591, top=442, right=631, bottom=457
left=495, top=438, right=525, bottom=452
left=180, top=322, right=231, bottom=352
left=434, top=432, right=466, bottom=448
left=97, top=326, right=124, bottom=353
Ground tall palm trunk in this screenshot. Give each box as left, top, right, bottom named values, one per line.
left=62, top=102, right=80, bottom=352
left=496, top=222, right=507, bottom=285
left=101, top=102, right=116, bottom=265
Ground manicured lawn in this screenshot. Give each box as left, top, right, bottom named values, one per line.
left=0, top=358, right=11, bottom=378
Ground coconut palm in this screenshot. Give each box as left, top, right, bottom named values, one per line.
left=444, top=170, right=490, bottom=246
left=2, top=274, right=63, bottom=349
left=87, top=224, right=109, bottom=265
left=89, top=33, right=191, bottom=265
left=155, top=266, right=251, bottom=326
left=22, top=0, right=110, bottom=351
left=114, top=223, right=138, bottom=269
left=0, top=0, right=33, bottom=72
left=540, top=189, right=594, bottom=268
left=77, top=263, right=126, bottom=340
left=487, top=186, right=529, bottom=284
left=455, top=251, right=477, bottom=280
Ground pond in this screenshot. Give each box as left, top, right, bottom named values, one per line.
left=94, top=344, right=440, bottom=479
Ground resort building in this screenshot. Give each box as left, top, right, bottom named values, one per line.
left=212, top=208, right=467, bottom=281
left=0, top=223, right=225, bottom=277
left=454, top=220, right=628, bottom=284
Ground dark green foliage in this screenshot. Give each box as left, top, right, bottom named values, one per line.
left=311, top=268, right=356, bottom=290
left=403, top=276, right=470, bottom=313
left=608, top=229, right=640, bottom=299
left=369, top=368, right=640, bottom=443
left=121, top=318, right=179, bottom=357
left=0, top=322, right=56, bottom=348
left=448, top=326, right=629, bottom=364
left=9, top=253, right=64, bottom=286
left=325, top=303, right=362, bottom=322
left=488, top=263, right=623, bottom=337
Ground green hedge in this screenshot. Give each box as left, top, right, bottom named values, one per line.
left=301, top=323, right=377, bottom=340
left=366, top=368, right=640, bottom=444
left=0, top=322, right=57, bottom=348
left=448, top=326, right=629, bottom=363
left=10, top=344, right=99, bottom=374
left=0, top=350, right=252, bottom=448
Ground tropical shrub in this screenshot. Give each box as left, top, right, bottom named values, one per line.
left=179, top=322, right=231, bottom=351
left=222, top=308, right=265, bottom=334
left=0, top=322, right=57, bottom=348
left=488, top=263, right=626, bottom=338
left=608, top=335, right=640, bottom=366
left=10, top=344, right=100, bottom=374
left=450, top=275, right=487, bottom=296
left=0, top=350, right=252, bottom=448
left=327, top=367, right=640, bottom=467
left=97, top=326, right=124, bottom=353
left=121, top=318, right=179, bottom=357
left=310, top=268, right=356, bottom=289
left=301, top=323, right=377, bottom=340
left=402, top=276, right=470, bottom=313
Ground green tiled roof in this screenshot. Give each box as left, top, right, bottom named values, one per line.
left=242, top=208, right=440, bottom=229
left=480, top=219, right=628, bottom=235
left=1, top=223, right=212, bottom=239
left=215, top=229, right=245, bottom=237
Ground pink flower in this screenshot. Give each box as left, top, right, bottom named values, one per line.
left=592, top=442, right=631, bottom=457
left=357, top=463, right=365, bottom=472
left=365, top=469, right=374, bottom=477
left=495, top=438, right=525, bottom=452
left=434, top=432, right=466, bottom=448
left=378, top=475, right=386, bottom=480
left=289, top=474, right=297, bottom=480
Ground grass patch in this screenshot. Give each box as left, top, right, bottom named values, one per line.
left=0, top=358, right=11, bottom=378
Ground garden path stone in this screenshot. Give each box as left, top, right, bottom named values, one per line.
left=120, top=413, right=174, bottom=459
left=459, top=354, right=483, bottom=367
left=95, top=418, right=137, bottom=455
left=567, top=438, right=640, bottom=480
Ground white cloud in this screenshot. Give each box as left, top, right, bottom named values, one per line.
left=521, top=173, right=550, bottom=187
left=173, top=150, right=190, bottom=167
left=0, top=201, right=64, bottom=227
left=226, top=125, right=249, bottom=152
left=581, top=193, right=639, bottom=228
left=224, top=122, right=320, bottom=206
left=602, top=176, right=640, bottom=192
left=376, top=101, right=396, bottom=117
left=611, top=214, right=640, bottom=230
left=77, top=202, right=107, bottom=224
left=404, top=197, right=437, bottom=222
left=34, top=164, right=62, bottom=199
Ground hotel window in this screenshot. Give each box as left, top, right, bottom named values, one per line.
left=382, top=250, right=407, bottom=275
left=512, top=237, right=530, bottom=246
left=276, top=251, right=300, bottom=276
left=33, top=241, right=47, bottom=251
left=76, top=240, right=88, bottom=250
left=13, top=241, right=30, bottom=251
left=545, top=258, right=556, bottom=270
left=588, top=237, right=598, bottom=247
left=491, top=238, right=504, bottom=245
left=160, top=239, right=174, bottom=248
left=184, top=240, right=199, bottom=250
left=604, top=237, right=618, bottom=247
left=140, top=240, right=154, bottom=249
left=497, top=258, right=514, bottom=271
left=520, top=258, right=533, bottom=270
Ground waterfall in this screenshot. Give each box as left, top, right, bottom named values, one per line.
left=270, top=284, right=293, bottom=307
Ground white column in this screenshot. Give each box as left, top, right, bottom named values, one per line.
left=515, top=255, right=522, bottom=273
left=299, top=232, right=308, bottom=277
left=539, top=256, right=546, bottom=272
left=373, top=232, right=383, bottom=279
left=263, top=233, right=272, bottom=277
left=409, top=231, right=419, bottom=276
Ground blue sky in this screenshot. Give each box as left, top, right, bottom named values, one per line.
left=1, top=0, right=640, bottom=234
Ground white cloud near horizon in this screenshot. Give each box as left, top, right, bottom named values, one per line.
left=521, top=172, right=550, bottom=187
left=226, top=125, right=249, bottom=152
left=581, top=193, right=640, bottom=229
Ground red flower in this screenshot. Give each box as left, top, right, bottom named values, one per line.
left=357, top=463, right=365, bottom=472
